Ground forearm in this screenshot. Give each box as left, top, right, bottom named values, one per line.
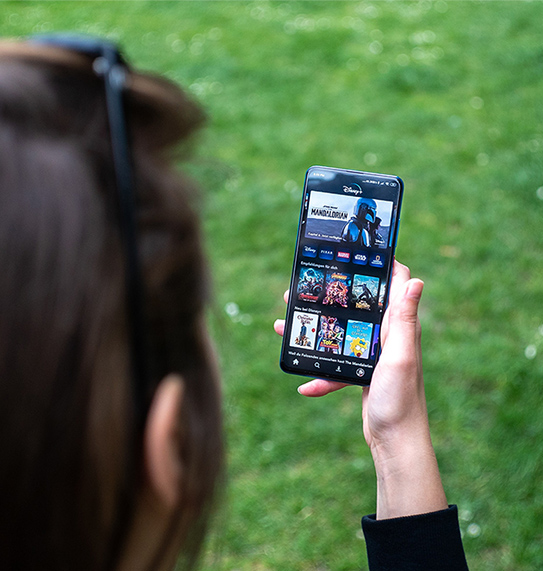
left=372, top=433, right=448, bottom=520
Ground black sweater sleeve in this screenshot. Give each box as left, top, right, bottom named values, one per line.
left=361, top=505, right=469, bottom=571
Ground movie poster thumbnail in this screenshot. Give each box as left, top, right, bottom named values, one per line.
left=322, top=270, right=351, bottom=308
left=378, top=281, right=387, bottom=311
left=344, top=320, right=373, bottom=360
left=316, top=315, right=345, bottom=354
left=289, top=311, right=319, bottom=350
left=304, top=191, right=393, bottom=249
left=297, top=267, right=325, bottom=303
left=370, top=324, right=380, bottom=359
left=351, top=274, right=380, bottom=311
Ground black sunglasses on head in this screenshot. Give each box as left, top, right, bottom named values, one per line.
left=31, top=34, right=149, bottom=424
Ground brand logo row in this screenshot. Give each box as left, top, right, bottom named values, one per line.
left=302, top=244, right=386, bottom=268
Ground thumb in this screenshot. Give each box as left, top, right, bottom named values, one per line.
left=378, top=278, right=424, bottom=376
left=401, top=279, right=424, bottom=323
left=387, top=278, right=424, bottom=333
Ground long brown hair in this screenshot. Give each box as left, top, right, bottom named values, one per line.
left=0, top=41, right=223, bottom=570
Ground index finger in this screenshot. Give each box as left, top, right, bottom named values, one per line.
left=297, top=378, right=350, bottom=397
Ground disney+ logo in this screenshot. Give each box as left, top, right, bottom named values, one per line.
left=342, top=183, right=363, bottom=195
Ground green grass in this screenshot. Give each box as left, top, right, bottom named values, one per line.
left=2, top=1, right=543, bottom=569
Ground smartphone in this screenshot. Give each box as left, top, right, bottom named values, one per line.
left=280, top=166, right=403, bottom=386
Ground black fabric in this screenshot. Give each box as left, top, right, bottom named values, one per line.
left=362, top=505, right=469, bottom=570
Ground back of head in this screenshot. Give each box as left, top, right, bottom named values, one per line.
left=0, top=41, right=223, bottom=570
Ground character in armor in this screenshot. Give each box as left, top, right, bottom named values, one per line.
left=355, top=282, right=377, bottom=311
left=341, top=197, right=385, bottom=248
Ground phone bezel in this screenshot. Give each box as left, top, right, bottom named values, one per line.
left=280, top=165, right=404, bottom=386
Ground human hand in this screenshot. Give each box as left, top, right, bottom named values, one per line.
left=361, top=260, right=427, bottom=457
left=360, top=261, right=447, bottom=518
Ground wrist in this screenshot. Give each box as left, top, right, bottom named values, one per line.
left=370, top=422, right=433, bottom=472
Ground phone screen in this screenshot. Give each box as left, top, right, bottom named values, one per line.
left=280, top=166, right=403, bottom=385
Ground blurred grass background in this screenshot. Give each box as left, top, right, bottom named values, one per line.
left=2, top=1, right=543, bottom=569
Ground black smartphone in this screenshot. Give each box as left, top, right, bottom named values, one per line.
left=280, top=165, right=403, bottom=386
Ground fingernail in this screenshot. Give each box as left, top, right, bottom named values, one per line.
left=406, top=279, right=424, bottom=300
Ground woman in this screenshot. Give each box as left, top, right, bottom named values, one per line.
left=0, top=36, right=467, bottom=570
left=0, top=36, right=222, bottom=571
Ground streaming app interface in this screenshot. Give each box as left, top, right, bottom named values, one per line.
left=281, top=167, right=403, bottom=385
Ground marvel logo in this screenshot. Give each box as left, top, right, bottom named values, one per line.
left=336, top=250, right=351, bottom=262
